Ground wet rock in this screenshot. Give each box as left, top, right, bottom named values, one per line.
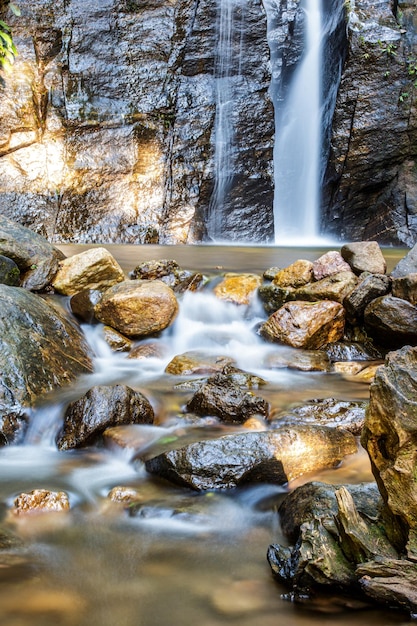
left=220, top=364, right=266, bottom=388
left=13, top=489, right=70, bottom=515
left=52, top=247, right=125, bottom=296
left=273, top=398, right=367, bottom=436
left=69, top=289, right=103, bottom=322
left=0, top=215, right=65, bottom=290
left=144, top=426, right=357, bottom=490
left=257, top=283, right=296, bottom=314
left=265, top=347, right=331, bottom=372
left=165, top=352, right=234, bottom=376
left=272, top=260, right=313, bottom=288
left=341, top=242, right=387, bottom=276
left=128, top=342, right=166, bottom=360
left=185, top=371, right=269, bottom=423
left=0, top=285, right=92, bottom=440
left=343, top=273, right=391, bottom=321
left=0, top=255, right=20, bottom=286
left=295, top=271, right=359, bottom=303
left=357, top=558, right=417, bottom=614
left=213, top=273, right=262, bottom=305
left=57, top=384, right=155, bottom=450
left=312, top=251, right=351, bottom=280
left=322, top=0, right=417, bottom=246
left=94, top=279, right=178, bottom=338
left=107, top=486, right=144, bottom=506
left=391, top=273, right=417, bottom=305
left=390, top=242, right=417, bottom=278
left=102, top=326, right=133, bottom=352
left=364, top=295, right=417, bottom=348
left=129, top=258, right=204, bottom=293
left=260, top=300, right=345, bottom=349
left=323, top=340, right=383, bottom=362
left=333, top=361, right=383, bottom=384
left=362, top=346, right=417, bottom=558
left=263, top=267, right=281, bottom=281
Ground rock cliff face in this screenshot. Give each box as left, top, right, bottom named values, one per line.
left=0, top=0, right=274, bottom=243
left=322, top=0, right=417, bottom=246
left=1, top=0, right=417, bottom=245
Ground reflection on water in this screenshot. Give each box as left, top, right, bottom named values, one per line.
left=0, top=245, right=409, bottom=626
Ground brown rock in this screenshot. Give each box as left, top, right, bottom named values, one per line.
left=52, top=247, right=125, bottom=296
left=94, top=279, right=178, bottom=337
left=214, top=273, right=262, bottom=305
left=295, top=271, right=358, bottom=303
left=260, top=300, right=345, bottom=349
left=272, top=260, right=313, bottom=288
left=13, top=489, right=70, bottom=515
left=165, top=351, right=234, bottom=375
left=392, top=273, right=417, bottom=305
left=102, top=326, right=133, bottom=352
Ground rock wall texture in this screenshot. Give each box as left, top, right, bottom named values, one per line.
left=0, top=0, right=274, bottom=244
left=323, top=0, right=417, bottom=246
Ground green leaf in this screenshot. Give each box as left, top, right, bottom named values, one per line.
left=0, top=20, right=11, bottom=31
left=9, top=4, right=21, bottom=17
left=0, top=31, right=13, bottom=46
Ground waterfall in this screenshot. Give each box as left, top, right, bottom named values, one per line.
left=206, top=0, right=245, bottom=240
left=272, top=0, right=323, bottom=244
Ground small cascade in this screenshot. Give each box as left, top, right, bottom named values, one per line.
left=206, top=0, right=245, bottom=240
left=273, top=0, right=323, bottom=243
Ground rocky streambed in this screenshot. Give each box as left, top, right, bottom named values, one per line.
left=1, top=214, right=417, bottom=621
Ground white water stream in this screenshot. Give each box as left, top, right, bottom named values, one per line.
left=273, top=0, right=323, bottom=243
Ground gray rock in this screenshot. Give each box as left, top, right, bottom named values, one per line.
left=364, top=295, right=417, bottom=348
left=0, top=215, right=65, bottom=290
left=144, top=426, right=358, bottom=490
left=343, top=273, right=392, bottom=321
left=392, top=273, right=417, bottom=304
left=0, top=285, right=92, bottom=442
left=390, top=243, right=417, bottom=278
left=0, top=255, right=19, bottom=286
left=57, top=384, right=155, bottom=450
left=341, top=242, right=387, bottom=276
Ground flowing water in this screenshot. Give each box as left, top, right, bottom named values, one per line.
left=0, top=245, right=409, bottom=626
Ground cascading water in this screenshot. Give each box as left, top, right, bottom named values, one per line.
left=273, top=0, right=322, bottom=243
left=267, top=0, right=346, bottom=244
left=206, top=0, right=245, bottom=240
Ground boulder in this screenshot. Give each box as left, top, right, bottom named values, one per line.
left=94, top=279, right=178, bottom=338
left=0, top=215, right=65, bottom=290
left=52, top=247, right=125, bottom=296
left=272, top=260, right=313, bottom=288
left=341, top=242, right=387, bottom=275
left=391, top=273, right=417, bottom=305
left=129, top=258, right=204, bottom=293
left=57, top=384, right=155, bottom=450
left=258, top=283, right=296, bottom=314
left=214, top=273, right=262, bottom=305
left=343, top=273, right=391, bottom=321
left=295, top=271, right=358, bottom=303
left=273, top=398, right=367, bottom=436
left=312, top=251, right=351, bottom=280
left=390, top=242, right=417, bottom=278
left=364, top=295, right=417, bottom=348
left=0, top=285, right=92, bottom=443
left=144, top=426, right=357, bottom=490
left=69, top=289, right=103, bottom=322
left=260, top=300, right=345, bottom=349
left=362, top=346, right=417, bottom=558
left=0, top=255, right=19, bottom=286
left=185, top=371, right=269, bottom=423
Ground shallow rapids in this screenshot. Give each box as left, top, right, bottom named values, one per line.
left=0, top=245, right=409, bottom=626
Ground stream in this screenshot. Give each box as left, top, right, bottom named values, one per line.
left=0, top=244, right=410, bottom=626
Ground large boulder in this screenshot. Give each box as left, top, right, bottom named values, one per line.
left=341, top=242, right=387, bottom=275
left=57, top=384, right=155, bottom=450
left=362, top=346, right=417, bottom=558
left=0, top=285, right=92, bottom=443
left=94, top=279, right=179, bottom=337
left=0, top=215, right=65, bottom=290
left=144, top=426, right=357, bottom=490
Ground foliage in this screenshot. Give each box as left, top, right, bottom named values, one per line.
left=0, top=3, right=20, bottom=72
